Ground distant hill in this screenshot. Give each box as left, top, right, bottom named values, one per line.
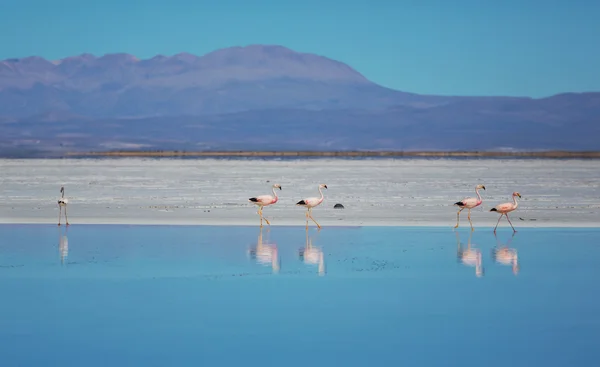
left=1, top=44, right=599, bottom=155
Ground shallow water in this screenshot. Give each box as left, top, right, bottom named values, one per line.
left=1, top=225, right=599, bottom=366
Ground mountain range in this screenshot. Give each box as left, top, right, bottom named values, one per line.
left=1, top=44, right=599, bottom=156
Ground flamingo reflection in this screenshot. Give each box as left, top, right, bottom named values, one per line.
left=492, top=232, right=519, bottom=275
left=298, top=229, right=326, bottom=276
left=58, top=227, right=69, bottom=265
left=248, top=227, right=280, bottom=274
left=456, top=231, right=484, bottom=277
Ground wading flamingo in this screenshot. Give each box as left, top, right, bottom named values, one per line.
left=58, top=186, right=69, bottom=226
left=248, top=184, right=281, bottom=227
left=453, top=184, right=485, bottom=231
left=296, top=184, right=327, bottom=229
left=490, top=192, right=521, bottom=232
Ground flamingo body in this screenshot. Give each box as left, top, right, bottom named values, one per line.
left=296, top=196, right=323, bottom=208
left=490, top=202, right=517, bottom=214
left=454, top=196, right=481, bottom=209
left=249, top=194, right=278, bottom=206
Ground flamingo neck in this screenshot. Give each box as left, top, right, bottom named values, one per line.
left=318, top=187, right=324, bottom=202
left=475, top=188, right=483, bottom=204
left=512, top=195, right=519, bottom=207
left=61, top=191, right=64, bottom=198
left=271, top=187, right=279, bottom=203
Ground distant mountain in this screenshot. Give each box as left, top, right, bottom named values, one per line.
left=1, top=44, right=599, bottom=155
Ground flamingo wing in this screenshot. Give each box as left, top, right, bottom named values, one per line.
left=461, top=197, right=480, bottom=208
left=494, top=202, right=515, bottom=213
left=301, top=197, right=322, bottom=207
left=249, top=195, right=275, bottom=205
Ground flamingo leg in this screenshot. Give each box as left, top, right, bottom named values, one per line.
left=257, top=207, right=270, bottom=227
left=64, top=206, right=69, bottom=226
left=493, top=214, right=503, bottom=232
left=305, top=209, right=309, bottom=229
left=308, top=208, right=322, bottom=229
left=454, top=208, right=464, bottom=228
left=468, top=209, right=474, bottom=231
left=58, top=206, right=62, bottom=226
left=506, top=213, right=516, bottom=232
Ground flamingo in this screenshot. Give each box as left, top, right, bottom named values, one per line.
left=453, top=184, right=486, bottom=231
left=296, top=184, right=327, bottom=229
left=57, top=186, right=69, bottom=226
left=490, top=192, right=521, bottom=232
left=248, top=183, right=281, bottom=226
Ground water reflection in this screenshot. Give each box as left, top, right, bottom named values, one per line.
left=58, top=227, right=69, bottom=265
left=492, top=232, right=519, bottom=275
left=298, top=229, right=326, bottom=276
left=248, top=226, right=280, bottom=274
left=456, top=231, right=484, bottom=277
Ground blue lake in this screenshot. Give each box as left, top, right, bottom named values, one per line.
left=1, top=225, right=599, bottom=366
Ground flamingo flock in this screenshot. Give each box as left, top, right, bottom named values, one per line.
left=248, top=183, right=328, bottom=229
left=453, top=184, right=522, bottom=232
left=53, top=182, right=522, bottom=231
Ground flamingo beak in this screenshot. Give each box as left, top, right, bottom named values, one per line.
left=517, top=193, right=522, bottom=198
left=279, top=186, right=282, bottom=190
left=482, top=186, right=486, bottom=190
left=324, top=185, right=328, bottom=189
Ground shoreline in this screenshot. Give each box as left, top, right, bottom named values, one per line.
left=1, top=217, right=598, bottom=228
left=65, top=150, right=600, bottom=159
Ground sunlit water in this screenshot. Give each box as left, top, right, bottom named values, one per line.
left=1, top=225, right=599, bottom=366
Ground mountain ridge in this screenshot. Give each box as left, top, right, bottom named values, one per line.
left=0, top=44, right=599, bottom=155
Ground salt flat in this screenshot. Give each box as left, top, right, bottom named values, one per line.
left=0, top=158, right=599, bottom=227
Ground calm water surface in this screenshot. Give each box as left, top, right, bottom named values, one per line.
left=1, top=225, right=599, bottom=366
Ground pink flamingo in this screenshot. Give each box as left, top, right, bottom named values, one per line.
left=453, top=184, right=485, bottom=230
left=490, top=192, right=522, bottom=232
left=58, top=186, right=70, bottom=226
left=296, top=184, right=328, bottom=229
left=248, top=184, right=282, bottom=227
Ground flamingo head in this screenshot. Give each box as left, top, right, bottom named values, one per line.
left=513, top=192, right=521, bottom=198
left=272, top=184, right=282, bottom=190
left=476, top=184, right=486, bottom=190
left=60, top=186, right=64, bottom=194
left=319, top=184, right=328, bottom=189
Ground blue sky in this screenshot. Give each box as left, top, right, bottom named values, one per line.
left=1, top=0, right=598, bottom=97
